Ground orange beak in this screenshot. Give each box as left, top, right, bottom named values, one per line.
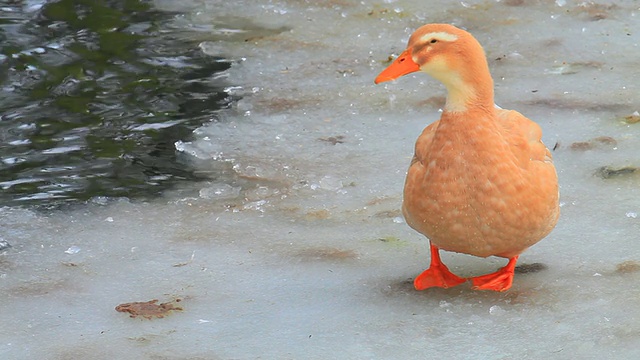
left=374, top=49, right=421, bottom=84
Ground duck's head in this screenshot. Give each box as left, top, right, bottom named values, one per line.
left=375, top=24, right=493, bottom=112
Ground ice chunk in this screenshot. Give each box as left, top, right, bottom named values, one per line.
left=90, top=196, right=109, bottom=205
left=489, top=305, right=506, bottom=316
left=243, top=199, right=268, bottom=212
left=199, top=183, right=241, bottom=200
left=174, top=140, right=215, bottom=160
left=312, top=175, right=343, bottom=191
left=0, top=238, right=11, bottom=251
left=64, top=246, right=81, bottom=254
left=244, top=186, right=281, bottom=201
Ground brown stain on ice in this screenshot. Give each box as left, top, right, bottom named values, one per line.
left=623, top=113, right=640, bottom=124
left=366, top=196, right=396, bottom=206
left=572, top=2, right=618, bottom=21
left=348, top=196, right=403, bottom=219
left=522, top=98, right=630, bottom=112
left=115, top=299, right=183, bottom=320
left=317, top=135, right=345, bottom=145
left=541, top=38, right=563, bottom=47
left=501, top=0, right=527, bottom=6
left=293, top=247, right=357, bottom=261
left=615, top=260, right=640, bottom=274
left=595, top=166, right=639, bottom=179
left=570, top=136, right=617, bottom=151
left=254, top=97, right=314, bottom=113
left=8, top=278, right=77, bottom=297
left=305, top=209, right=331, bottom=220
left=373, top=209, right=403, bottom=218
left=417, top=96, right=447, bottom=109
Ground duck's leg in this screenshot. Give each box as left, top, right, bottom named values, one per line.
left=414, top=243, right=467, bottom=290
left=470, top=256, right=519, bottom=292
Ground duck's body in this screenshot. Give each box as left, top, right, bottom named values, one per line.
left=376, top=24, right=559, bottom=291
left=404, top=107, right=558, bottom=259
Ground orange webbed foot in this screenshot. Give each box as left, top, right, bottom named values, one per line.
left=470, top=256, right=519, bottom=292
left=414, top=264, right=467, bottom=290
left=414, top=244, right=467, bottom=290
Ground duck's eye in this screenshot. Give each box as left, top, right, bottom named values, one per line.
left=430, top=39, right=438, bottom=44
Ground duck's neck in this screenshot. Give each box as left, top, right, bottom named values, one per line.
left=440, top=60, right=495, bottom=114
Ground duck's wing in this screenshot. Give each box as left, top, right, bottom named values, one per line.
left=496, top=109, right=559, bottom=245
left=496, top=109, right=553, bottom=168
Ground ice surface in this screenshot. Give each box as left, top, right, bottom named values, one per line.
left=2, top=0, right=640, bottom=359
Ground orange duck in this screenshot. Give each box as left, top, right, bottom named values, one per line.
left=375, top=24, right=559, bottom=291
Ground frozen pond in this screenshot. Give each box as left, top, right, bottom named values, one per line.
left=2, top=0, right=640, bottom=358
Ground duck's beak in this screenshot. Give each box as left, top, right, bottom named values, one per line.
left=374, top=49, right=420, bottom=84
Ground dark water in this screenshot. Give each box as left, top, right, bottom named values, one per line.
left=0, top=0, right=233, bottom=207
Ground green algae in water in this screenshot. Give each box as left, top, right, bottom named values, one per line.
left=0, top=0, right=234, bottom=207
left=374, top=236, right=408, bottom=247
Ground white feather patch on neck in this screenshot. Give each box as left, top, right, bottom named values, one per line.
left=420, top=57, right=474, bottom=113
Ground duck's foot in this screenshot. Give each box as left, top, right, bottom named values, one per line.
left=470, top=256, right=519, bottom=292
left=414, top=244, right=467, bottom=290
left=414, top=265, right=467, bottom=290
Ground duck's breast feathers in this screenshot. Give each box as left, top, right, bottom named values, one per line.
left=412, top=120, right=440, bottom=164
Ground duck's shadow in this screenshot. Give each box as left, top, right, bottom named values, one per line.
left=514, top=262, right=548, bottom=274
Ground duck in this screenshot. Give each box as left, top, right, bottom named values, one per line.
left=375, top=24, right=559, bottom=292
